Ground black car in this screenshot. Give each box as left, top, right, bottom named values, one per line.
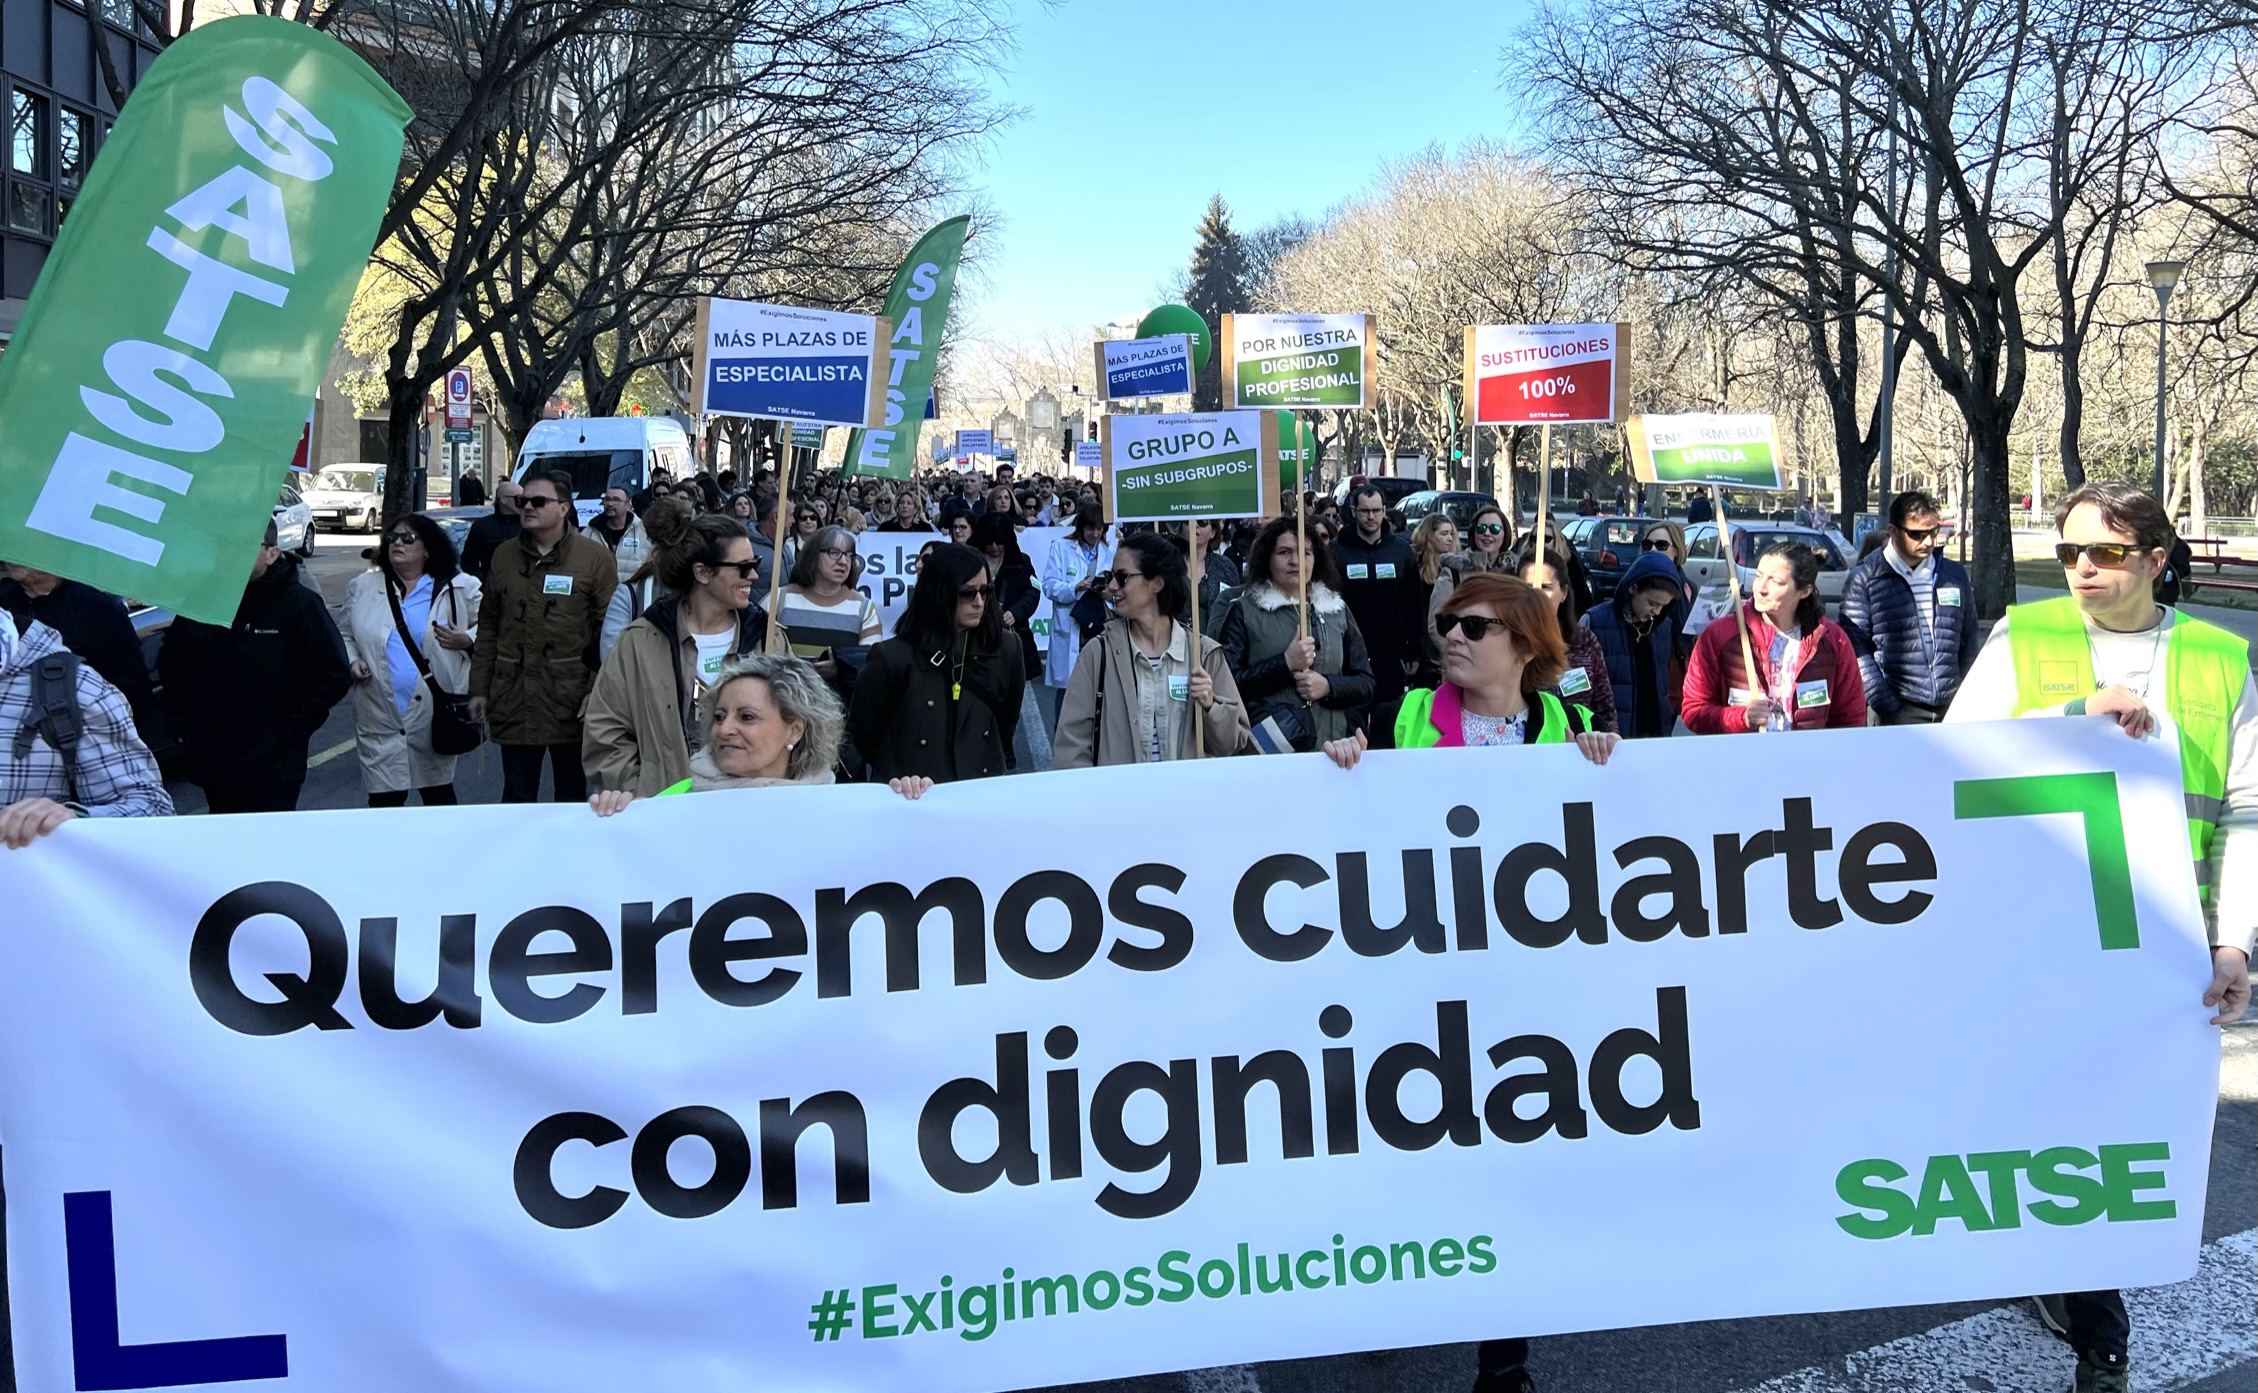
left=1398, top=490, right=1498, bottom=530
left=1561, top=515, right=1662, bottom=599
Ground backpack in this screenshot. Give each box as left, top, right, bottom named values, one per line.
left=11, top=651, right=83, bottom=799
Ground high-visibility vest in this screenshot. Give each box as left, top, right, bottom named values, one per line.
left=1396, top=687, right=1588, bottom=749
left=2007, top=596, right=2246, bottom=904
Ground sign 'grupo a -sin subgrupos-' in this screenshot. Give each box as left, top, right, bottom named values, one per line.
left=693, top=299, right=889, bottom=428
left=1463, top=323, right=1629, bottom=426
left=1222, top=312, right=1376, bottom=410
left=1101, top=412, right=1279, bottom=522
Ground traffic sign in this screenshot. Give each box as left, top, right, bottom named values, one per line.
left=445, top=368, right=473, bottom=429
left=445, top=427, right=473, bottom=444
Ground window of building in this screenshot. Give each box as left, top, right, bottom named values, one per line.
left=99, top=0, right=134, bottom=30
left=9, top=88, right=51, bottom=237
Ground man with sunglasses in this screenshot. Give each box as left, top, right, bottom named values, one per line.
left=1839, top=490, right=1979, bottom=725
left=1946, top=480, right=2252, bottom=1393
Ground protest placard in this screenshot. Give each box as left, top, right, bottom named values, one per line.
left=1221, top=313, right=1376, bottom=409
left=1626, top=413, right=1785, bottom=490
left=0, top=722, right=2214, bottom=1393
left=0, top=17, right=409, bottom=624
left=1101, top=413, right=1278, bottom=522
left=693, top=300, right=887, bottom=427
left=1463, top=323, right=1628, bottom=425
left=1095, top=335, right=1195, bottom=401
left=955, top=428, right=994, bottom=457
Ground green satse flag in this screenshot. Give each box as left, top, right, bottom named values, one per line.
left=844, top=216, right=969, bottom=481
left=0, top=17, right=408, bottom=623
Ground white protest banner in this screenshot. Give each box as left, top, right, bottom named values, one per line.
left=856, top=525, right=1071, bottom=653
left=0, top=722, right=2217, bottom=1393
left=1464, top=323, right=1628, bottom=426
left=955, top=428, right=994, bottom=456
left=692, top=299, right=888, bottom=427
left=1095, top=335, right=1195, bottom=401
left=1221, top=312, right=1376, bottom=409
left=1101, top=412, right=1278, bottom=522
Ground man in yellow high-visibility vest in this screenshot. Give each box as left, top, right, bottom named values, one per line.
left=1947, top=481, right=2251, bottom=1393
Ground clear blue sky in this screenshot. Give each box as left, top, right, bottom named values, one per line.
left=963, top=0, right=1536, bottom=341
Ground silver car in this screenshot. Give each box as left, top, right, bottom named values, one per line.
left=273, top=483, right=314, bottom=557
left=1680, top=522, right=1853, bottom=637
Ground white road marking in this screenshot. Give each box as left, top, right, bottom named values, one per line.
left=306, top=738, right=357, bottom=768
left=1729, top=1228, right=2256, bottom=1392
left=1182, top=1364, right=1263, bottom=1393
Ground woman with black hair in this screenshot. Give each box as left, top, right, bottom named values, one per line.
left=848, top=542, right=1025, bottom=782
left=1214, top=515, right=1375, bottom=751
left=971, top=512, right=1047, bottom=772
left=340, top=511, right=481, bottom=806
left=1683, top=540, right=1866, bottom=733
left=1054, top=532, right=1249, bottom=766
left=582, top=514, right=765, bottom=797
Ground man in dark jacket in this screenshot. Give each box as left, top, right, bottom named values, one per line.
left=0, top=563, right=157, bottom=737
left=1330, top=484, right=1424, bottom=718
left=1837, top=489, right=1980, bottom=724
left=156, top=522, right=352, bottom=813
left=460, top=478, right=522, bottom=580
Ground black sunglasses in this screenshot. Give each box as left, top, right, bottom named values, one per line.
left=957, top=583, right=990, bottom=600
left=386, top=531, right=419, bottom=545
left=708, top=559, right=758, bottom=578
left=517, top=494, right=560, bottom=510
left=1474, top=523, right=1505, bottom=535
left=1642, top=536, right=1674, bottom=551
left=1437, top=612, right=1509, bottom=642
left=1899, top=526, right=1940, bottom=542
left=2055, top=542, right=2139, bottom=569
left=1103, top=568, right=1147, bottom=587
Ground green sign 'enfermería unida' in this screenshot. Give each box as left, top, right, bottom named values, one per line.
left=1102, top=412, right=1279, bottom=523
left=1222, top=312, right=1376, bottom=410
left=0, top=17, right=409, bottom=625
left=1627, top=412, right=1785, bottom=491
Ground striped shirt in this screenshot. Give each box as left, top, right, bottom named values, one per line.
left=772, top=588, right=881, bottom=660
left=1885, top=543, right=1937, bottom=657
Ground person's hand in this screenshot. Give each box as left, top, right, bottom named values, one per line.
left=1001, top=609, right=1017, bottom=628
left=812, top=654, right=837, bottom=679
left=432, top=622, right=474, bottom=652
left=0, top=797, right=77, bottom=849
left=1323, top=729, right=1368, bottom=770
left=1188, top=667, right=1214, bottom=710
left=2205, top=946, right=2250, bottom=1025
left=467, top=696, right=488, bottom=724
left=1285, top=635, right=1317, bottom=673
left=1743, top=696, right=1779, bottom=730
left=1401, top=659, right=1419, bottom=677
left=2087, top=684, right=2156, bottom=738
left=588, top=790, right=636, bottom=817
left=1573, top=731, right=1620, bottom=765
left=351, top=659, right=373, bottom=682
left=888, top=776, right=934, bottom=800
left=1293, top=668, right=1331, bottom=701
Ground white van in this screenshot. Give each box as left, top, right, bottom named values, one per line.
left=515, top=416, right=693, bottom=525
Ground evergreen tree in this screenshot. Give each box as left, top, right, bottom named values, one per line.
left=1184, top=195, right=1249, bottom=411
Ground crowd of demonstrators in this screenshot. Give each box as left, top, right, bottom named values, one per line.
left=340, top=513, right=480, bottom=808
left=849, top=543, right=1023, bottom=783
left=1040, top=507, right=1114, bottom=723
left=1215, top=517, right=1374, bottom=753
left=1838, top=489, right=1980, bottom=726
left=468, top=470, right=618, bottom=803
left=1428, top=502, right=1514, bottom=643
left=1055, top=532, right=1249, bottom=767
left=1682, top=541, right=1867, bottom=734
left=157, top=520, right=353, bottom=814
left=1515, top=549, right=1617, bottom=735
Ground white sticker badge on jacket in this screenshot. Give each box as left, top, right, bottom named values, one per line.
left=543, top=576, right=574, bottom=596
left=1559, top=667, right=1593, bottom=696
left=1938, top=586, right=1962, bottom=607
left=1795, top=679, right=1830, bottom=709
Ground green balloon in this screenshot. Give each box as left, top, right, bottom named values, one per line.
left=1138, top=304, right=1212, bottom=372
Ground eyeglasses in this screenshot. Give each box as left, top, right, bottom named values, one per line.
left=1474, top=523, right=1505, bottom=536
left=518, top=495, right=560, bottom=511
left=1437, top=612, right=1513, bottom=641
left=712, top=560, right=759, bottom=578
left=1899, top=526, right=1940, bottom=542
left=816, top=547, right=854, bottom=560
left=1642, top=537, right=1674, bottom=551
left=2055, top=542, right=2139, bottom=569
left=1103, top=569, right=1147, bottom=588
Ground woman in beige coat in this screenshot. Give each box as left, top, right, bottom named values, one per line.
left=1054, top=533, right=1249, bottom=767
left=340, top=514, right=481, bottom=806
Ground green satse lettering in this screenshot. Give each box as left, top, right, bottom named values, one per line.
left=2098, top=1142, right=2176, bottom=1222
left=1911, top=1154, right=1993, bottom=1235
left=1834, top=1158, right=1915, bottom=1239
left=2025, top=1146, right=2105, bottom=1226
left=1964, top=1150, right=2033, bottom=1231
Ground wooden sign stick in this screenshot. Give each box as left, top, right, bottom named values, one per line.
left=1189, top=520, right=1206, bottom=759
left=1534, top=423, right=1552, bottom=565
left=765, top=426, right=793, bottom=652
left=1295, top=413, right=1311, bottom=642
left=1714, top=492, right=1762, bottom=724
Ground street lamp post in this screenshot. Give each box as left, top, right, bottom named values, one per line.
left=2145, top=259, right=2186, bottom=501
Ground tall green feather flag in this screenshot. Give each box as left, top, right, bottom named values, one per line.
left=0, top=16, right=408, bottom=623
left=843, top=216, right=969, bottom=481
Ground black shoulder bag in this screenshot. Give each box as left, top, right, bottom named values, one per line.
left=387, top=580, right=485, bottom=756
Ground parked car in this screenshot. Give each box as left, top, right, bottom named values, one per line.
left=423, top=505, right=486, bottom=557
left=1328, top=475, right=1428, bottom=515
left=1679, top=522, right=1854, bottom=637
left=1398, top=490, right=1498, bottom=530
left=303, top=465, right=385, bottom=533
left=273, top=483, right=314, bottom=557
left=1560, top=515, right=1658, bottom=599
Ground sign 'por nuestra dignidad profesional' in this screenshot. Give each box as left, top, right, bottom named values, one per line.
left=693, top=298, right=888, bottom=428
left=1102, top=412, right=1279, bottom=522
left=1222, top=312, right=1375, bottom=410
left=0, top=720, right=2219, bottom=1393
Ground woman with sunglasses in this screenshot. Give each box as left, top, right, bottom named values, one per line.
left=583, top=515, right=767, bottom=798
left=849, top=541, right=1024, bottom=783
left=1429, top=504, right=1515, bottom=646
left=340, top=513, right=481, bottom=806
left=1682, top=540, right=1866, bottom=733
left=1514, top=545, right=1617, bottom=734
left=1215, top=516, right=1374, bottom=753
left=1324, top=573, right=1618, bottom=767
left=1055, top=533, right=1249, bottom=767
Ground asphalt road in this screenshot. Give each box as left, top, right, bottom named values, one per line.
left=170, top=530, right=2256, bottom=1393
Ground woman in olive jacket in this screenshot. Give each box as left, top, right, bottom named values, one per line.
left=848, top=542, right=1024, bottom=782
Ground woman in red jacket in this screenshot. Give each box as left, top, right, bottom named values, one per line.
left=1683, top=540, right=1866, bottom=732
